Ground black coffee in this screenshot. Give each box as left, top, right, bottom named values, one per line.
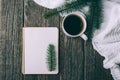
left=63, top=14, right=83, bottom=35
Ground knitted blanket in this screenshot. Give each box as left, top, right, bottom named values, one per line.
left=92, top=0, right=120, bottom=80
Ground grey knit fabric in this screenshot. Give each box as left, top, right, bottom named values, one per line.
left=92, top=0, right=120, bottom=80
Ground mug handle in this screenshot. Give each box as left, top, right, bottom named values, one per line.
left=80, top=34, right=88, bottom=41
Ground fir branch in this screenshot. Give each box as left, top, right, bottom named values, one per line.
left=46, top=44, right=56, bottom=71
left=43, top=0, right=86, bottom=19
left=43, top=0, right=103, bottom=40
left=85, top=0, right=103, bottom=40
left=44, top=9, right=58, bottom=19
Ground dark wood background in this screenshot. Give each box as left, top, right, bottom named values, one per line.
left=0, top=0, right=114, bottom=80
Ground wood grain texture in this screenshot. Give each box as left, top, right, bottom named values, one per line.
left=0, top=0, right=24, bottom=80
left=0, top=0, right=1, bottom=30
left=84, top=42, right=113, bottom=80
left=59, top=36, right=84, bottom=80
left=0, top=0, right=114, bottom=80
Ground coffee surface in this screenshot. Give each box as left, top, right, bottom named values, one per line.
left=64, top=15, right=83, bottom=35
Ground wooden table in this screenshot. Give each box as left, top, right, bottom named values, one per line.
left=0, top=0, right=114, bottom=80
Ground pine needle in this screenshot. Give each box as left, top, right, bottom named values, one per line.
left=43, top=0, right=86, bottom=19
left=46, top=44, right=56, bottom=71
left=43, top=0, right=103, bottom=40
left=85, top=0, right=103, bottom=39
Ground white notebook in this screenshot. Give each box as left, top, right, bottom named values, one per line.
left=22, top=27, right=58, bottom=74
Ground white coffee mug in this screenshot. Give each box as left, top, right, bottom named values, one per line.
left=62, top=11, right=88, bottom=41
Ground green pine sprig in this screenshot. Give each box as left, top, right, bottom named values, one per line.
left=46, top=44, right=56, bottom=71
left=43, top=0, right=86, bottom=19
left=43, top=0, right=103, bottom=40
left=85, top=0, right=103, bottom=39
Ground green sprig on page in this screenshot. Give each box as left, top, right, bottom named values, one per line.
left=43, top=0, right=103, bottom=40
left=46, top=44, right=56, bottom=71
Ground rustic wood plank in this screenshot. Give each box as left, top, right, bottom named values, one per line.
left=59, top=34, right=84, bottom=80
left=84, top=42, right=113, bottom=80
left=0, top=1, right=6, bottom=79
left=23, top=75, right=38, bottom=80
left=0, top=0, right=24, bottom=80
left=0, top=40, right=6, bottom=80
left=24, top=0, right=60, bottom=27
left=24, top=0, right=48, bottom=27
left=0, top=0, right=1, bottom=30
left=24, top=0, right=60, bottom=80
